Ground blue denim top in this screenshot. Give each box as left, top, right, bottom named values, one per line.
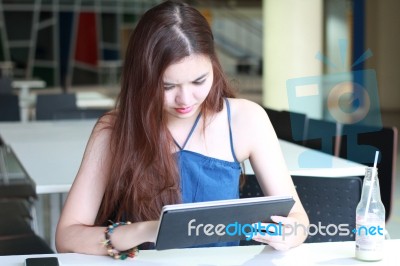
left=174, top=98, right=242, bottom=247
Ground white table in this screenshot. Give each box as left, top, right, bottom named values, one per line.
left=0, top=120, right=96, bottom=194
left=0, top=120, right=366, bottom=194
left=76, top=91, right=115, bottom=109
left=0, top=240, right=398, bottom=265
left=244, top=140, right=366, bottom=177
left=12, top=80, right=46, bottom=122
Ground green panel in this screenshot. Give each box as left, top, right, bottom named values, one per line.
left=123, top=13, right=137, bottom=24
left=33, top=66, right=55, bottom=87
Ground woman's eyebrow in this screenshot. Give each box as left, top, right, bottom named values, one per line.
left=163, top=72, right=209, bottom=85
left=163, top=81, right=176, bottom=86
left=192, top=73, right=209, bottom=82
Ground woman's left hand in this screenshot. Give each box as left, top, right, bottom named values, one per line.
left=251, top=215, right=307, bottom=251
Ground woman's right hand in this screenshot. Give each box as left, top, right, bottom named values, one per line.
left=107, top=220, right=160, bottom=251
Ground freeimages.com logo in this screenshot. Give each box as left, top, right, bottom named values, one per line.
left=187, top=219, right=384, bottom=241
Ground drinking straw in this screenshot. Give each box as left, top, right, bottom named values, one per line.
left=364, top=151, right=379, bottom=219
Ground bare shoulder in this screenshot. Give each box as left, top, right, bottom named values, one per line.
left=85, top=112, right=116, bottom=150
left=226, top=98, right=273, bottom=160
left=227, top=98, right=268, bottom=124
left=91, top=112, right=116, bottom=136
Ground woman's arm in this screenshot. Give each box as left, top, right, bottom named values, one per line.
left=233, top=100, right=309, bottom=250
left=55, top=116, right=158, bottom=255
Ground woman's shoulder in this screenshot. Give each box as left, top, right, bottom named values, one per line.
left=91, top=111, right=116, bottom=138
left=226, top=98, right=267, bottom=122
left=224, top=98, right=271, bottom=160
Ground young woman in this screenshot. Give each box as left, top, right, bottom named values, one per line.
left=56, top=0, right=309, bottom=258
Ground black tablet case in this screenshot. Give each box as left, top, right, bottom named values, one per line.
left=155, top=196, right=295, bottom=250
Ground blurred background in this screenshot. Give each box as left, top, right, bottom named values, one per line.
left=0, top=0, right=399, bottom=125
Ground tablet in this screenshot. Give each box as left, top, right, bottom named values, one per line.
left=155, top=195, right=295, bottom=250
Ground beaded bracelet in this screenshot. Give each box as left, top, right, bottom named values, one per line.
left=102, top=221, right=139, bottom=260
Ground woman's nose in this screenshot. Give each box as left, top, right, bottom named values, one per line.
left=175, top=87, right=190, bottom=105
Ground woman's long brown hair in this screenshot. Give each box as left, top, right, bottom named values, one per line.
left=95, top=0, right=237, bottom=225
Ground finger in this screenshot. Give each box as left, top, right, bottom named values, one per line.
left=252, top=236, right=272, bottom=244
left=254, top=222, right=286, bottom=235
left=253, top=232, right=283, bottom=244
left=252, top=222, right=278, bottom=234
left=271, top=215, right=293, bottom=224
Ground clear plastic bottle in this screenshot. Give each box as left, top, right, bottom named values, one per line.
left=355, top=167, right=385, bottom=261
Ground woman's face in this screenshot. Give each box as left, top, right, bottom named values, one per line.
left=163, top=54, right=213, bottom=120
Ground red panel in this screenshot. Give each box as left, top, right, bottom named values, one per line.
left=75, top=13, right=98, bottom=66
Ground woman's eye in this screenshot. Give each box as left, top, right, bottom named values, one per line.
left=193, top=79, right=206, bottom=85
left=164, top=85, right=175, bottom=90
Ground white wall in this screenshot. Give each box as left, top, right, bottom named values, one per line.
left=262, top=0, right=324, bottom=118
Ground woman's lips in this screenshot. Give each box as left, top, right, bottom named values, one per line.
left=175, top=106, right=193, bottom=114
